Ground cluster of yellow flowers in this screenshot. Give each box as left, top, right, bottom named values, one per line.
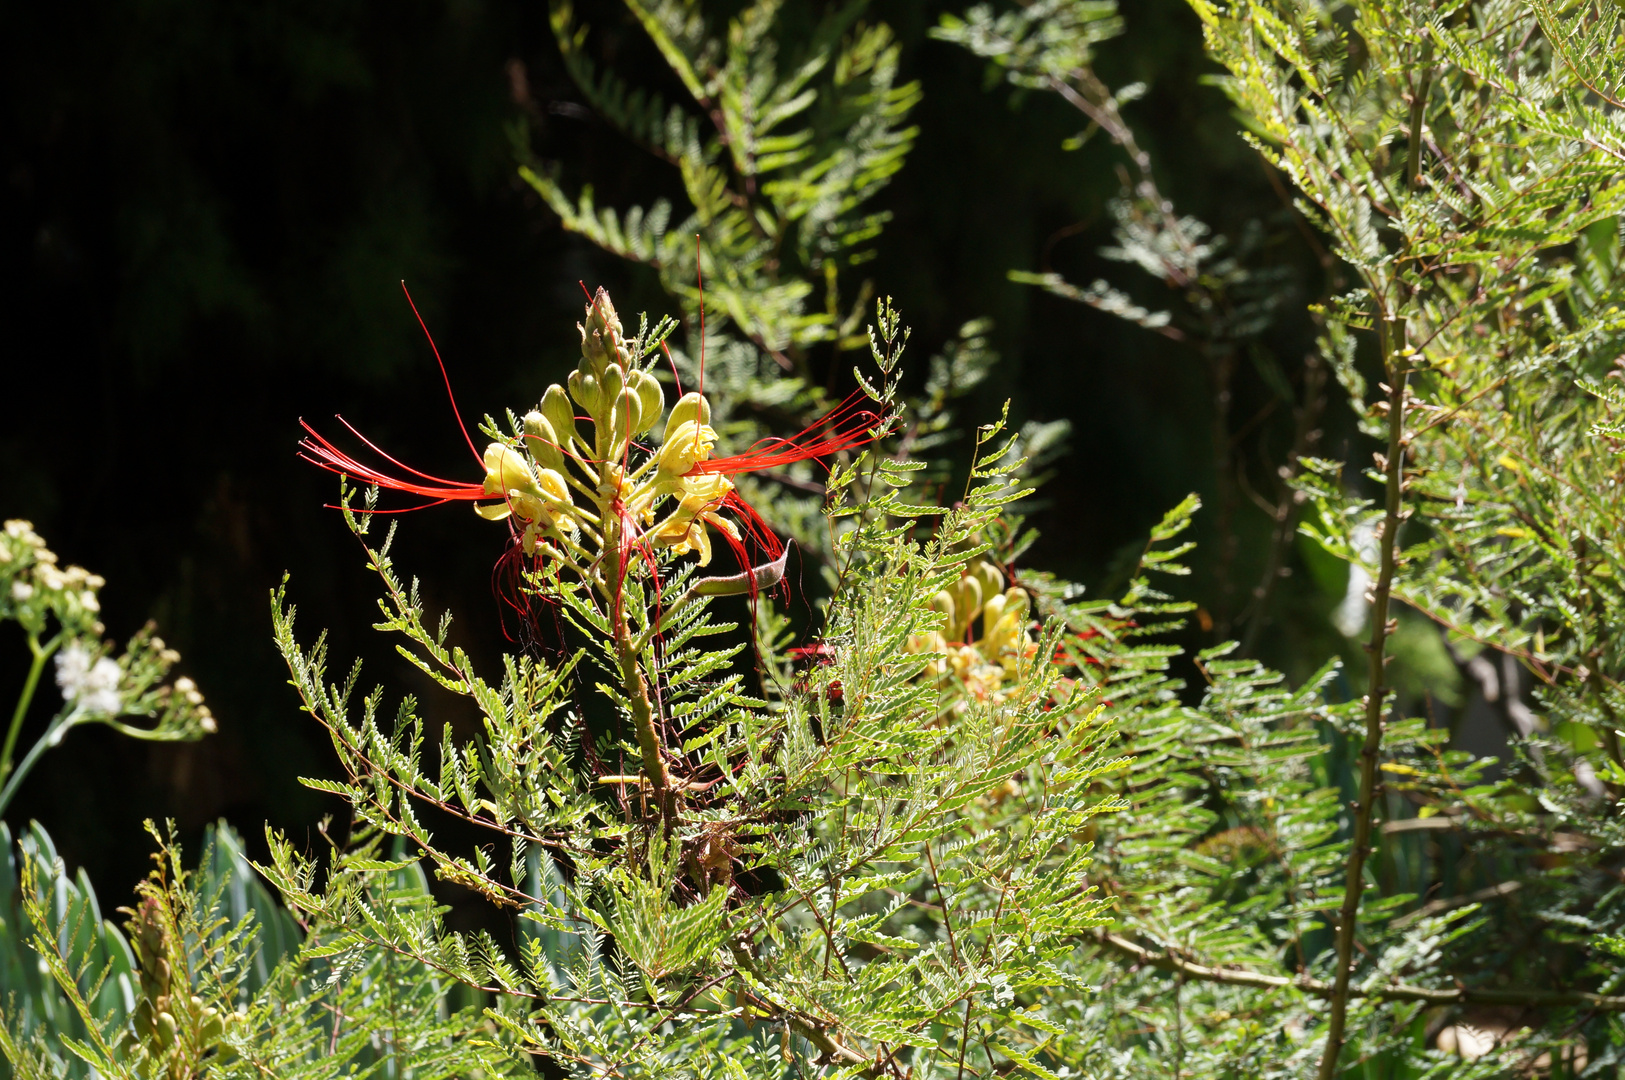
left=909, top=557, right=1037, bottom=711
left=470, top=294, right=744, bottom=569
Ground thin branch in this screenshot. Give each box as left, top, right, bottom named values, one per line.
left=1097, top=930, right=1625, bottom=1010
left=1318, top=328, right=1410, bottom=1079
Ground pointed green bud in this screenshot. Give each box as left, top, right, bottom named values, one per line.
left=568, top=370, right=601, bottom=414
left=540, top=384, right=578, bottom=451
left=663, top=392, right=712, bottom=442
left=523, top=411, right=565, bottom=472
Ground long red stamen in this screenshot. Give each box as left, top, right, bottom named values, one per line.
left=689, top=392, right=881, bottom=476
left=299, top=419, right=487, bottom=503
left=695, top=235, right=706, bottom=398
left=400, top=282, right=483, bottom=468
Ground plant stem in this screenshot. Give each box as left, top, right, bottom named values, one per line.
left=1405, top=41, right=1436, bottom=191
left=0, top=712, right=75, bottom=819
left=1, top=633, right=58, bottom=789
left=1317, top=327, right=1409, bottom=1080
left=599, top=465, right=674, bottom=829
left=1098, top=929, right=1625, bottom=1010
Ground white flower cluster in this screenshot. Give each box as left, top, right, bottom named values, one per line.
left=55, top=643, right=123, bottom=718
left=2, top=519, right=106, bottom=631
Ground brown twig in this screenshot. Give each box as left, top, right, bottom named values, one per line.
left=1096, top=929, right=1625, bottom=1010
left=1318, top=326, right=1410, bottom=1079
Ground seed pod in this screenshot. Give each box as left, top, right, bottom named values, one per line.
left=633, top=370, right=664, bottom=435
left=568, top=370, right=601, bottom=413
left=523, top=411, right=565, bottom=473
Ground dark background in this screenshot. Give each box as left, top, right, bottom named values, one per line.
left=0, top=0, right=1346, bottom=903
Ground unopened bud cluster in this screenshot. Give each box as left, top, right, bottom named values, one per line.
left=909, top=557, right=1038, bottom=713
left=128, top=891, right=244, bottom=1074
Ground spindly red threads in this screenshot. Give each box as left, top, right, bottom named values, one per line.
left=298, top=419, right=487, bottom=508
left=688, top=392, right=880, bottom=477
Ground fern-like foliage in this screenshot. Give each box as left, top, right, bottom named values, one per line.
left=520, top=0, right=1065, bottom=575
left=251, top=290, right=1133, bottom=1076
left=524, top=0, right=917, bottom=363
left=931, top=0, right=1625, bottom=1074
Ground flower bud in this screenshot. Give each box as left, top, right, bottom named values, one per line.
left=981, top=591, right=1006, bottom=635
left=663, top=392, right=711, bottom=441
left=482, top=443, right=538, bottom=497
left=954, top=573, right=984, bottom=624
left=599, top=363, right=625, bottom=404
left=605, top=398, right=635, bottom=460
left=580, top=288, right=624, bottom=370
left=595, top=364, right=628, bottom=445
left=974, top=560, right=1004, bottom=604
left=632, top=370, right=664, bottom=436
left=540, top=384, right=579, bottom=451
left=523, top=411, right=565, bottom=473
left=568, top=370, right=601, bottom=414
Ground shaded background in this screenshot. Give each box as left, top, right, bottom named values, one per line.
left=0, top=0, right=1350, bottom=904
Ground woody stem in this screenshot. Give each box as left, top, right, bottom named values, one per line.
left=1318, top=322, right=1409, bottom=1079
left=600, top=469, right=675, bottom=829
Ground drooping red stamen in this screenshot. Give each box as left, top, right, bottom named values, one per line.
left=400, top=282, right=483, bottom=469
left=688, top=392, right=881, bottom=476
left=298, top=419, right=487, bottom=505
left=721, top=491, right=784, bottom=563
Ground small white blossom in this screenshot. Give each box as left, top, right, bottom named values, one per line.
left=11, top=581, right=34, bottom=602
left=55, top=644, right=122, bottom=717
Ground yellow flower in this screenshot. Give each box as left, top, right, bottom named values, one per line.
left=649, top=474, right=739, bottom=567
left=658, top=419, right=719, bottom=477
